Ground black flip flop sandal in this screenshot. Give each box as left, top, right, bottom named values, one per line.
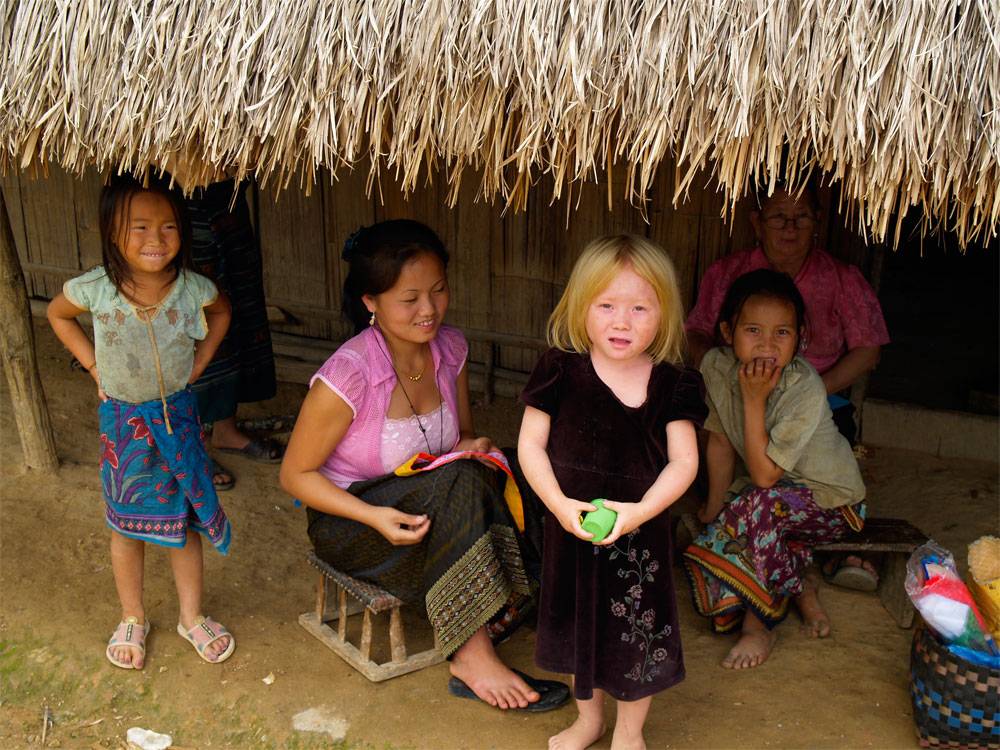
left=448, top=668, right=570, bottom=711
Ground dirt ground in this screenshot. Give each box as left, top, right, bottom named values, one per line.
left=2, top=320, right=998, bottom=749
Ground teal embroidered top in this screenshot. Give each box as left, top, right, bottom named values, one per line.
left=64, top=267, right=217, bottom=404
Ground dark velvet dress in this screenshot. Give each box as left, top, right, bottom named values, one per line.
left=519, top=349, right=707, bottom=701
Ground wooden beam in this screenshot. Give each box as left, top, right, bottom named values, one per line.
left=0, top=188, right=58, bottom=469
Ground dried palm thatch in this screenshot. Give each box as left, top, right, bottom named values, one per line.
left=1, top=0, right=997, bottom=248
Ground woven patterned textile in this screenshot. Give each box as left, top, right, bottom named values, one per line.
left=307, top=551, right=402, bottom=613
left=910, top=626, right=1000, bottom=749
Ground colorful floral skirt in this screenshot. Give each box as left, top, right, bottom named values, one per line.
left=307, top=459, right=532, bottom=657
left=683, top=482, right=865, bottom=633
left=98, top=387, right=231, bottom=553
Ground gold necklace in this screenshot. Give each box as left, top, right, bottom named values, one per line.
left=407, top=356, right=427, bottom=382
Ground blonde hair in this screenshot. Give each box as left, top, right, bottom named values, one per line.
left=547, top=234, right=686, bottom=365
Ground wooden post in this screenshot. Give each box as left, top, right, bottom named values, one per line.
left=0, top=188, right=58, bottom=470
left=315, top=572, right=327, bottom=624
left=388, top=607, right=407, bottom=663
left=337, top=587, right=347, bottom=641
left=359, top=608, right=373, bottom=662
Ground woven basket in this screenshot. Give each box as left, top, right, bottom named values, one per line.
left=910, top=625, right=1000, bottom=748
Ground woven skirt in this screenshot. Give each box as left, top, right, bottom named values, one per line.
left=307, top=458, right=532, bottom=656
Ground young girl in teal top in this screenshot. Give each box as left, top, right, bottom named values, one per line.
left=48, top=177, right=236, bottom=669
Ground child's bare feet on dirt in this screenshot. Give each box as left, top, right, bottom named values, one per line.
left=796, top=569, right=831, bottom=637
left=550, top=715, right=606, bottom=750
left=722, top=612, right=776, bottom=669
left=609, top=728, right=646, bottom=750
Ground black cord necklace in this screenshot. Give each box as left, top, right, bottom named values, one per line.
left=376, top=329, right=443, bottom=456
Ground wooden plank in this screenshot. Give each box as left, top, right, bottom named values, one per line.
left=1, top=174, right=28, bottom=268
left=258, top=182, right=330, bottom=340
left=16, top=168, right=79, bottom=300
left=649, top=175, right=703, bottom=312
left=322, top=164, right=376, bottom=341
left=448, top=167, right=499, bottom=369
left=73, top=168, right=105, bottom=270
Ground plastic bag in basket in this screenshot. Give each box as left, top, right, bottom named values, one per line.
left=905, top=540, right=1000, bottom=667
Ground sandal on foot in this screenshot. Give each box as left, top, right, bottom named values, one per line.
left=217, top=437, right=284, bottom=463
left=210, top=459, right=235, bottom=491
left=106, top=616, right=150, bottom=670
left=178, top=615, right=235, bottom=663
left=448, top=669, right=569, bottom=712
left=822, top=553, right=878, bottom=591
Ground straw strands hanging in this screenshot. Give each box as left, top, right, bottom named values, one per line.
left=1, top=0, right=997, bottom=247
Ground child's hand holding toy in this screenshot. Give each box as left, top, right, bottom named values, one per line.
left=591, top=499, right=652, bottom=546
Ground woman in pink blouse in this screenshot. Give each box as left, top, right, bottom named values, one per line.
left=280, top=221, right=567, bottom=712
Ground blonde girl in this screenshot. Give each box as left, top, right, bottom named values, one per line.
left=518, top=235, right=707, bottom=750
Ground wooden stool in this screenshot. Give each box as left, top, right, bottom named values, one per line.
left=814, top=517, right=927, bottom=628
left=298, top=551, right=444, bottom=681
left=677, top=515, right=927, bottom=629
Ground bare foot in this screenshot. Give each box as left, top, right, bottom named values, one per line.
left=796, top=570, right=831, bottom=638
left=609, top=731, right=645, bottom=750
left=550, top=715, right=606, bottom=750
left=722, top=612, right=776, bottom=669
left=450, top=628, right=539, bottom=709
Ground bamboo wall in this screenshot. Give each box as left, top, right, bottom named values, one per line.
left=2, top=161, right=877, bottom=380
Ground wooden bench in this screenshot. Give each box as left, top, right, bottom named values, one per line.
left=298, top=551, right=444, bottom=681
left=678, top=515, right=927, bottom=628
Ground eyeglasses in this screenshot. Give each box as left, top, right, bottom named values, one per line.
left=763, top=214, right=816, bottom=230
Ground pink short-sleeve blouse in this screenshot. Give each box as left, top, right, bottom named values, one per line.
left=685, top=246, right=890, bottom=374
left=309, top=324, right=468, bottom=489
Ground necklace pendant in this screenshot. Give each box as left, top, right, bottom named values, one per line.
left=408, top=372, right=422, bottom=382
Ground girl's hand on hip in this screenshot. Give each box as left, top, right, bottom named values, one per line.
left=370, top=507, right=430, bottom=546
left=90, top=367, right=108, bottom=402
left=739, top=358, right=781, bottom=404
left=552, top=497, right=604, bottom=541
left=594, top=499, right=645, bottom=546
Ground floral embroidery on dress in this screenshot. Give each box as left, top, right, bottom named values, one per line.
left=166, top=309, right=179, bottom=325
left=608, top=530, right=671, bottom=683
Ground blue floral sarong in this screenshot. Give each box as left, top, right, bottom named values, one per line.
left=98, top=387, right=231, bottom=554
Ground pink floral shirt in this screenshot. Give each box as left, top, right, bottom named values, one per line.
left=309, top=324, right=467, bottom=489
left=685, top=246, right=890, bottom=374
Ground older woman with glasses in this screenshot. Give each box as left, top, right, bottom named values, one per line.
left=685, top=184, right=889, bottom=405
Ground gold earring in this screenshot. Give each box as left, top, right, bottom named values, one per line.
left=369, top=312, right=376, bottom=326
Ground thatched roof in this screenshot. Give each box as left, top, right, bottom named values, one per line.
left=2, top=1, right=997, bottom=248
